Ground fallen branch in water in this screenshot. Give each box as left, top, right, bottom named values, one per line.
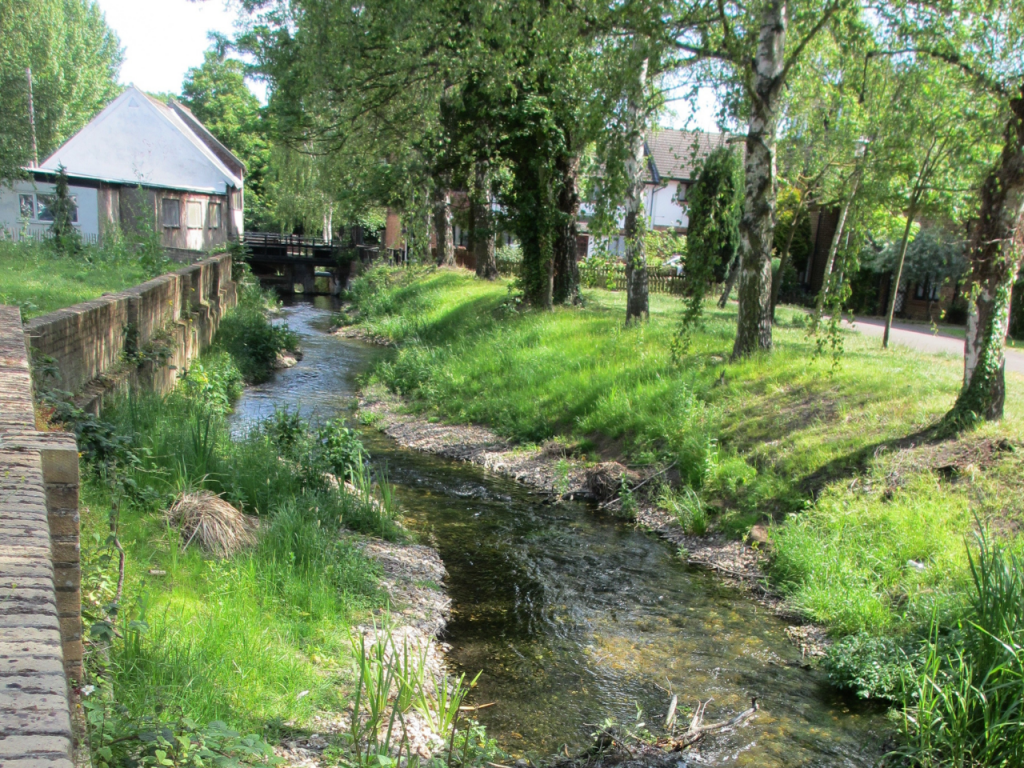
left=663, top=697, right=759, bottom=751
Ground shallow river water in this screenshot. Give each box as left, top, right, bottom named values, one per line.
left=231, top=299, right=888, bottom=767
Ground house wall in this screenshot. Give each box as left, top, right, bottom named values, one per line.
left=579, top=180, right=690, bottom=258
left=149, top=188, right=232, bottom=251
left=648, top=181, right=689, bottom=230
left=0, top=180, right=100, bottom=240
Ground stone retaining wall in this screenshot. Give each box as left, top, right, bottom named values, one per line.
left=0, top=305, right=81, bottom=768
left=23, top=254, right=237, bottom=411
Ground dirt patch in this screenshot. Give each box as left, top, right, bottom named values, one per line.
left=357, top=386, right=827, bottom=657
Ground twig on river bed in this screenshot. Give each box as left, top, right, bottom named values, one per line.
left=595, top=462, right=678, bottom=510
left=459, top=702, right=495, bottom=711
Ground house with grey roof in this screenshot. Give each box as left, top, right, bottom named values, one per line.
left=0, top=85, right=244, bottom=255
left=580, top=127, right=735, bottom=258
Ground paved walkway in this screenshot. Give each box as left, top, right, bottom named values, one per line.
left=850, top=317, right=1024, bottom=375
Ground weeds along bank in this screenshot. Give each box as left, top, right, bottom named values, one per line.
left=345, top=265, right=1024, bottom=766
left=46, top=279, right=503, bottom=768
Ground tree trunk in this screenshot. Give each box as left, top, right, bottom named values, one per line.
left=949, top=86, right=1024, bottom=425
left=718, top=253, right=741, bottom=308
left=770, top=203, right=805, bottom=319
left=882, top=202, right=917, bottom=348
left=514, top=159, right=555, bottom=309
left=553, top=153, right=582, bottom=305
left=815, top=166, right=862, bottom=320
left=625, top=58, right=650, bottom=325
left=732, top=0, right=786, bottom=359
left=433, top=181, right=455, bottom=268
left=472, top=162, right=498, bottom=280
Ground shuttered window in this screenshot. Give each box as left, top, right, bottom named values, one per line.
left=208, top=203, right=222, bottom=229
left=162, top=199, right=180, bottom=228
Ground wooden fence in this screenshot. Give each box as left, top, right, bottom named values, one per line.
left=497, top=261, right=686, bottom=295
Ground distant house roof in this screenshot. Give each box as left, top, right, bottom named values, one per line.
left=644, top=128, right=736, bottom=183
left=38, top=85, right=243, bottom=195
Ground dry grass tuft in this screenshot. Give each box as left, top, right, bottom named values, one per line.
left=167, top=491, right=258, bottom=558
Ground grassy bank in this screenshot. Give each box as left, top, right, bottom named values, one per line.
left=347, top=266, right=1024, bottom=762
left=36, top=280, right=389, bottom=768
left=0, top=237, right=169, bottom=319
left=57, top=277, right=503, bottom=768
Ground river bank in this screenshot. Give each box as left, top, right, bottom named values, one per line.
left=335, top=265, right=1024, bottom=764
left=354, top=382, right=831, bottom=658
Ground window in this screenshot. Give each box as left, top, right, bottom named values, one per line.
left=18, top=195, right=34, bottom=219
left=915, top=277, right=941, bottom=301
left=34, top=194, right=77, bottom=224
left=231, top=190, right=242, bottom=209
left=162, top=198, right=181, bottom=228
left=208, top=202, right=222, bottom=229
left=186, top=201, right=204, bottom=229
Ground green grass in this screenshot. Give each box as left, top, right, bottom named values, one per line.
left=0, top=239, right=153, bottom=319
left=82, top=481, right=381, bottom=734
left=349, top=267, right=1024, bottom=639
left=58, top=285, right=405, bottom=766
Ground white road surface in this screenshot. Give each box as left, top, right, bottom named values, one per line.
left=850, top=317, right=1024, bottom=376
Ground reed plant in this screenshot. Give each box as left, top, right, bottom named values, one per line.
left=894, top=533, right=1024, bottom=767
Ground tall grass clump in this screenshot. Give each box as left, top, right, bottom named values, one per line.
left=893, top=533, right=1024, bottom=767
left=770, top=472, right=976, bottom=634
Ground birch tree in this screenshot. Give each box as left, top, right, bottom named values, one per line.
left=669, top=0, right=854, bottom=357
left=623, top=58, right=652, bottom=324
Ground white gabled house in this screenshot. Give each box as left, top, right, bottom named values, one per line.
left=579, top=128, right=736, bottom=258
left=0, top=85, right=244, bottom=254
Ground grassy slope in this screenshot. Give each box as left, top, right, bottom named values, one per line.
left=0, top=241, right=149, bottom=318
left=352, top=267, right=1024, bottom=636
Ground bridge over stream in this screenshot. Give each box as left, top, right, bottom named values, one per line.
left=242, top=232, right=402, bottom=295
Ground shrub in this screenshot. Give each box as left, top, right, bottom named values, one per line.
left=213, top=270, right=297, bottom=384
left=824, top=633, right=914, bottom=701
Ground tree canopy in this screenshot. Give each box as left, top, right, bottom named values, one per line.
left=0, top=0, right=122, bottom=182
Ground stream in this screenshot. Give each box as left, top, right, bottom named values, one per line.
left=231, top=299, right=888, bottom=767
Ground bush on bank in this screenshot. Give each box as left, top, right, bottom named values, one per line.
left=346, top=265, right=1024, bottom=765
left=213, top=266, right=300, bottom=384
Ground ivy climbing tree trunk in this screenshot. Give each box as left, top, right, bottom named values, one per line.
left=472, top=162, right=498, bottom=280
left=732, top=0, right=786, bottom=359
left=949, top=86, right=1024, bottom=425
left=624, top=57, right=650, bottom=325
left=433, top=180, right=455, bottom=268
left=553, top=153, right=582, bottom=305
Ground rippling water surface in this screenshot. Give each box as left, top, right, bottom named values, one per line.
left=231, top=299, right=888, bottom=766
